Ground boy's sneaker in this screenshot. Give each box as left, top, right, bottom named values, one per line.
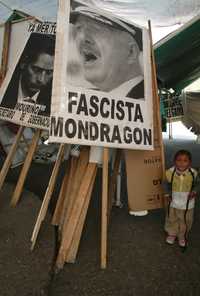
left=166, top=235, right=176, bottom=245
left=178, top=239, right=186, bottom=247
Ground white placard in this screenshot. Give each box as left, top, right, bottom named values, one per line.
left=0, top=20, right=56, bottom=130
left=50, top=0, right=153, bottom=150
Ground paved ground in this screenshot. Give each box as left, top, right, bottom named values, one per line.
left=0, top=138, right=200, bottom=295
left=0, top=183, right=55, bottom=296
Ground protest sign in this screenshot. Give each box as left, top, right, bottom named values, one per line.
left=50, top=0, right=153, bottom=150
left=0, top=20, right=56, bottom=130
left=161, top=92, right=184, bottom=120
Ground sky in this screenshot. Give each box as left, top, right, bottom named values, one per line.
left=152, top=24, right=181, bottom=44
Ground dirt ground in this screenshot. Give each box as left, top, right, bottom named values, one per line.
left=1, top=159, right=200, bottom=296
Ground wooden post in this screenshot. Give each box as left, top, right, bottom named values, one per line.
left=169, top=118, right=173, bottom=140
left=0, top=21, right=11, bottom=84
left=148, top=20, right=166, bottom=207
left=65, top=164, right=97, bottom=263
left=101, top=147, right=109, bottom=269
left=58, top=157, right=78, bottom=230
left=58, top=156, right=78, bottom=230
left=31, top=144, right=66, bottom=250
left=108, top=149, right=122, bottom=218
left=56, top=162, right=97, bottom=269
left=0, top=126, right=25, bottom=191
left=51, top=161, right=70, bottom=226
left=41, top=143, right=66, bottom=222
left=58, top=148, right=89, bottom=232
left=10, top=129, right=41, bottom=207
left=148, top=21, right=165, bottom=163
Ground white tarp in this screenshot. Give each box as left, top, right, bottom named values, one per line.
left=182, top=91, right=200, bottom=135
left=0, top=0, right=200, bottom=27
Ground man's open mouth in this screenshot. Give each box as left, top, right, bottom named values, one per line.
left=80, top=47, right=98, bottom=64
left=84, top=52, right=97, bottom=62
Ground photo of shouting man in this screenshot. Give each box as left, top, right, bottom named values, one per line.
left=69, top=5, right=144, bottom=99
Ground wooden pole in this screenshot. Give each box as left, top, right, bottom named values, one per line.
left=55, top=147, right=89, bottom=232
left=0, top=21, right=11, bottom=84
left=51, top=161, right=70, bottom=226
left=169, top=118, right=173, bottom=140
left=108, top=149, right=122, bottom=218
left=65, top=164, right=97, bottom=263
left=148, top=21, right=165, bottom=162
left=58, top=156, right=78, bottom=230
left=31, top=143, right=66, bottom=250
left=101, top=147, right=109, bottom=269
left=56, top=162, right=96, bottom=269
left=148, top=20, right=166, bottom=207
left=10, top=129, right=41, bottom=207
left=0, top=126, right=25, bottom=191
left=57, top=148, right=89, bottom=233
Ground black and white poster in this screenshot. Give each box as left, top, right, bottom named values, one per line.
left=50, top=0, right=153, bottom=149
left=0, top=22, right=56, bottom=130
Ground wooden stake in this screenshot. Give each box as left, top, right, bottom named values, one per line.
left=56, top=162, right=96, bottom=269
left=148, top=20, right=166, bottom=207
left=108, top=149, right=122, bottom=218
left=59, top=148, right=89, bottom=232
left=51, top=162, right=70, bottom=226
left=0, top=126, right=25, bottom=191
left=58, top=156, right=78, bottom=230
left=0, top=21, right=11, bottom=84
left=10, top=129, right=41, bottom=207
left=101, top=147, right=109, bottom=269
left=148, top=21, right=165, bottom=169
left=65, top=164, right=97, bottom=263
left=31, top=143, right=66, bottom=250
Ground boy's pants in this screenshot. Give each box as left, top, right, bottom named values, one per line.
left=165, top=207, right=194, bottom=240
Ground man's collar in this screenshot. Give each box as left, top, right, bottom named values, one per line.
left=109, top=75, right=143, bottom=98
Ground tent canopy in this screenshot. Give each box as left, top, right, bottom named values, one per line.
left=0, top=0, right=200, bottom=27
left=1, top=0, right=200, bottom=93
left=155, top=15, right=200, bottom=92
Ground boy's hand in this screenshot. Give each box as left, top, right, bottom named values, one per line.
left=188, top=191, right=197, bottom=200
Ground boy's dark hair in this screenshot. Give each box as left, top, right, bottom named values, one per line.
left=174, top=150, right=192, bottom=162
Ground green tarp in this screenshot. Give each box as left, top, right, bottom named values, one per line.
left=154, top=16, right=200, bottom=92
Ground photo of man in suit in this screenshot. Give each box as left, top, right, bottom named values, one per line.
left=0, top=33, right=55, bottom=116
left=70, top=5, right=144, bottom=99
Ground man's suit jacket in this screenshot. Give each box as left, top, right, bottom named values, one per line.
left=0, top=66, right=52, bottom=116
left=126, top=80, right=144, bottom=99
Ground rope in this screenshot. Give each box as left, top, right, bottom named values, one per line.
left=182, top=168, right=195, bottom=252
left=167, top=167, right=176, bottom=216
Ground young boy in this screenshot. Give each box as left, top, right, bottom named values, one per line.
left=163, top=150, right=200, bottom=247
